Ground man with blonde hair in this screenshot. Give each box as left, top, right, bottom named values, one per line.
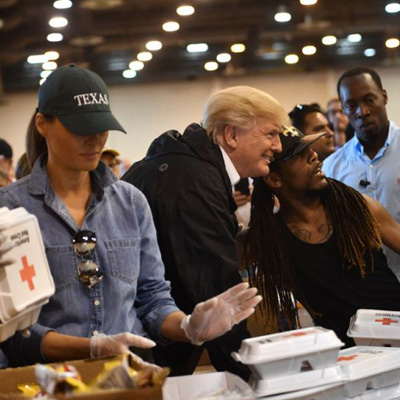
left=122, top=86, right=288, bottom=378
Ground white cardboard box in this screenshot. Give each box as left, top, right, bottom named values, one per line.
left=232, top=327, right=344, bottom=379
left=162, top=372, right=256, bottom=400
left=347, top=310, right=400, bottom=347
left=345, top=383, right=400, bottom=400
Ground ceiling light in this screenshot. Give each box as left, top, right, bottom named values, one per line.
left=302, top=45, right=317, bottom=55
left=53, top=0, right=72, bottom=9
left=386, top=37, right=400, bottom=48
left=347, top=33, right=362, bottom=43
left=300, top=0, right=317, bottom=4
left=230, top=43, right=246, bottom=53
left=40, top=78, right=47, bottom=86
left=47, top=33, right=64, bottom=42
left=43, top=61, right=58, bottom=70
left=204, top=61, right=218, bottom=71
left=163, top=21, right=180, bottom=32
left=364, top=48, right=376, bottom=57
left=216, top=53, right=231, bottom=63
left=129, top=60, right=144, bottom=70
left=49, top=17, right=68, bottom=28
left=177, top=5, right=195, bottom=16
left=137, top=51, right=152, bottom=62
left=187, top=43, right=208, bottom=53
left=44, top=51, right=60, bottom=60
left=40, top=70, right=53, bottom=79
left=322, top=35, right=337, bottom=45
left=274, top=6, right=292, bottom=23
left=123, top=69, right=137, bottom=79
left=385, top=2, right=400, bottom=13
left=145, top=40, right=162, bottom=51
left=285, top=54, right=299, bottom=64
left=27, top=55, right=47, bottom=64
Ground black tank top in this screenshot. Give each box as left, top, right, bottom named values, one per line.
left=279, top=219, right=400, bottom=347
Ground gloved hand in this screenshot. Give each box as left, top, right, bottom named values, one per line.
left=0, top=233, right=14, bottom=268
left=181, top=282, right=262, bottom=346
left=90, top=332, right=156, bottom=359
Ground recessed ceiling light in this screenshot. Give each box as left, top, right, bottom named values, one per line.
left=364, top=48, right=376, bottom=57
left=146, top=40, right=162, bottom=51
left=285, top=54, right=299, bottom=64
left=302, top=45, right=317, bottom=55
left=47, top=33, right=64, bottom=42
left=49, top=17, right=68, bottom=28
left=129, top=60, right=144, bottom=71
left=123, top=69, right=137, bottom=79
left=347, top=33, right=362, bottom=43
left=230, top=43, right=246, bottom=53
left=137, top=52, right=152, bottom=62
left=385, top=2, right=400, bottom=13
left=216, top=53, right=231, bottom=63
left=40, top=70, right=53, bottom=79
left=27, top=55, right=47, bottom=64
left=300, top=0, right=317, bottom=4
left=187, top=43, right=208, bottom=53
left=386, top=37, right=400, bottom=48
left=45, top=51, right=60, bottom=60
left=322, top=35, right=337, bottom=45
left=53, top=0, right=72, bottom=9
left=274, top=10, right=292, bottom=23
left=42, top=61, right=58, bottom=70
left=204, top=61, right=218, bottom=71
left=177, top=5, right=195, bottom=16
left=162, top=21, right=180, bottom=32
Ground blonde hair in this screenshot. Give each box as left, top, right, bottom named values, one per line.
left=203, top=86, right=290, bottom=143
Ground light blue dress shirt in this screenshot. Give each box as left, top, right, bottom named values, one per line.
left=323, top=121, right=400, bottom=280
left=0, top=157, right=179, bottom=365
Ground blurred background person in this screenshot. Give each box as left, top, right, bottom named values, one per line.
left=326, top=97, right=354, bottom=148
left=0, top=139, right=14, bottom=185
left=100, top=147, right=121, bottom=178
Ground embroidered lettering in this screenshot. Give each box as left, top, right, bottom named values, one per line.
left=73, top=93, right=109, bottom=106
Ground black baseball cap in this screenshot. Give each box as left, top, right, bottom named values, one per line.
left=0, top=139, right=13, bottom=159
left=271, top=125, right=326, bottom=165
left=38, top=64, right=126, bottom=136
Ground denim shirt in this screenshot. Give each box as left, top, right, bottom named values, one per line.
left=0, top=157, right=178, bottom=365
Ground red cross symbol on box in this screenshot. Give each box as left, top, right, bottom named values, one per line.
left=375, top=318, right=398, bottom=325
left=19, top=256, right=36, bottom=291
left=338, top=355, right=358, bottom=362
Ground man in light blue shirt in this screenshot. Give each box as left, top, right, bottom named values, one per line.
left=323, top=67, right=400, bottom=280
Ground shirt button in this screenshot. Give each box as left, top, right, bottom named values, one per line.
left=94, top=300, right=100, bottom=306
left=93, top=330, right=99, bottom=335
left=370, top=165, right=374, bottom=169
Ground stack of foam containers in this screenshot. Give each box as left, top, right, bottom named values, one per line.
left=347, top=309, right=400, bottom=347
left=0, top=207, right=55, bottom=341
left=232, top=326, right=346, bottom=399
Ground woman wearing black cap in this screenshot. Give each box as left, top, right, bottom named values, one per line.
left=0, top=64, right=260, bottom=366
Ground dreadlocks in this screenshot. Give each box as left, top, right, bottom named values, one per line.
left=244, top=176, right=382, bottom=333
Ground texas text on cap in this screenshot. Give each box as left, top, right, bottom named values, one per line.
left=271, top=125, right=326, bottom=164
left=38, top=64, right=126, bottom=136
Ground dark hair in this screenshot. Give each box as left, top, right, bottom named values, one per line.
left=15, top=152, right=31, bottom=180
left=25, top=111, right=51, bottom=171
left=337, top=67, right=383, bottom=98
left=244, top=177, right=382, bottom=332
left=289, top=104, right=323, bottom=132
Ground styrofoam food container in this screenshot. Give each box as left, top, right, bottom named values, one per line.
left=338, top=346, right=400, bottom=398
left=347, top=309, right=400, bottom=347
left=344, top=383, right=400, bottom=400
left=250, top=365, right=344, bottom=397
left=0, top=207, right=55, bottom=323
left=258, top=382, right=345, bottom=400
left=232, top=327, right=344, bottom=379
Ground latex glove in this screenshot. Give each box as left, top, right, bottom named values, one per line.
left=90, top=332, right=156, bottom=359
left=0, top=233, right=14, bottom=268
left=181, top=282, right=262, bottom=346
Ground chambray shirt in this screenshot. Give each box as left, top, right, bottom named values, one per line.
left=323, top=121, right=400, bottom=280
left=0, top=157, right=179, bottom=365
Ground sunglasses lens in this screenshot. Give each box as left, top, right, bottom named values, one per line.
left=73, top=230, right=97, bottom=256
left=78, top=260, right=103, bottom=288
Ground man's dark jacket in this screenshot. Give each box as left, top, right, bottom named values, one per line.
left=122, top=123, right=250, bottom=379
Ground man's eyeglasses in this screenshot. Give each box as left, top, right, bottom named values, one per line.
left=73, top=230, right=103, bottom=288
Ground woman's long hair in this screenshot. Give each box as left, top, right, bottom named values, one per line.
left=244, top=177, right=382, bottom=332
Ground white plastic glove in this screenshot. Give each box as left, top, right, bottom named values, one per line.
left=181, top=282, right=262, bottom=346
left=0, top=233, right=15, bottom=268
left=90, top=332, right=156, bottom=359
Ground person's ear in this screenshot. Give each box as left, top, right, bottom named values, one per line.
left=264, top=170, right=283, bottom=189
left=382, top=89, right=388, bottom=105
left=35, top=113, right=48, bottom=137
left=222, top=124, right=238, bottom=150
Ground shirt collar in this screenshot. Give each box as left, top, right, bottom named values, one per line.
left=219, top=145, right=240, bottom=186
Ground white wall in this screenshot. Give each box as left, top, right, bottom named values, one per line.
left=0, top=65, right=399, bottom=165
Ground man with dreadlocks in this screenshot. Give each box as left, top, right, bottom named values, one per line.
left=244, top=126, right=400, bottom=347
